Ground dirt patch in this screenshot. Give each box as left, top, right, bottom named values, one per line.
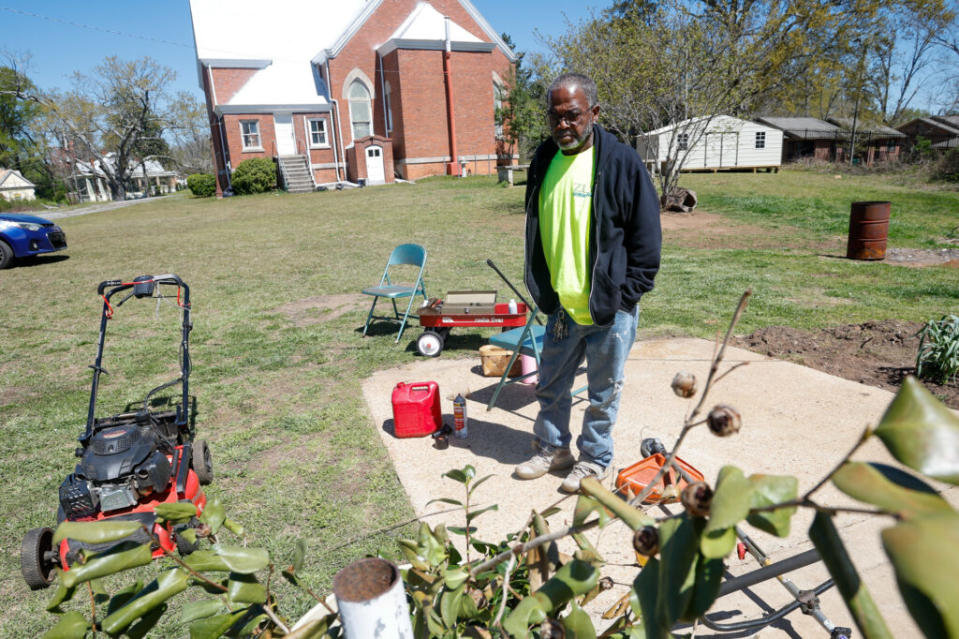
left=733, top=320, right=959, bottom=409
left=883, top=247, right=959, bottom=267
left=661, top=209, right=835, bottom=251
left=276, top=294, right=364, bottom=326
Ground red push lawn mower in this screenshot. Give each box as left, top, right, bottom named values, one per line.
left=20, top=275, right=214, bottom=590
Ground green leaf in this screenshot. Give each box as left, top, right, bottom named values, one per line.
left=283, top=617, right=337, bottom=639
left=580, top=477, right=653, bottom=530
left=107, top=580, right=143, bottom=615
left=180, top=599, right=225, bottom=624
left=657, top=515, right=700, bottom=625
left=182, top=550, right=231, bottom=572
left=440, top=585, right=465, bottom=627
left=46, top=580, right=76, bottom=612
left=562, top=601, right=596, bottom=639
left=833, top=462, right=953, bottom=519
left=189, top=609, right=248, bottom=639
left=53, top=519, right=143, bottom=545
left=426, top=497, right=463, bottom=507
left=126, top=603, right=167, bottom=639
left=154, top=501, right=198, bottom=523
left=198, top=496, right=226, bottom=534
left=443, top=468, right=469, bottom=484
left=700, top=525, right=736, bottom=560
left=227, top=572, right=267, bottom=604
left=60, top=543, right=153, bottom=589
left=746, top=473, right=798, bottom=537
left=292, top=538, right=307, bottom=572
left=881, top=512, right=959, bottom=638
left=40, top=611, right=89, bottom=639
left=468, top=474, right=494, bottom=496
left=705, top=466, right=752, bottom=532
left=633, top=559, right=669, bottom=639
left=222, top=518, right=245, bottom=536
left=444, top=566, right=469, bottom=590
left=573, top=495, right=610, bottom=528
left=101, top=568, right=191, bottom=635
left=465, top=503, right=499, bottom=523
left=809, top=512, right=894, bottom=639
left=447, top=525, right=477, bottom=536
left=874, top=376, right=959, bottom=484
left=685, top=554, right=724, bottom=621
left=212, top=544, right=270, bottom=574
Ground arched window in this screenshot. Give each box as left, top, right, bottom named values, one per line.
left=349, top=79, right=372, bottom=140
left=384, top=81, right=393, bottom=134
left=493, top=81, right=506, bottom=138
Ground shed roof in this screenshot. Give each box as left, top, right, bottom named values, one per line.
left=826, top=117, right=905, bottom=138
left=932, top=115, right=959, bottom=130
left=898, top=117, right=959, bottom=136
left=755, top=117, right=842, bottom=139
left=644, top=114, right=778, bottom=136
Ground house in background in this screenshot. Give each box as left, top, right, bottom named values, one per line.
left=0, top=169, right=36, bottom=202
left=756, top=117, right=846, bottom=163
left=56, top=155, right=178, bottom=203
left=637, top=115, right=782, bottom=175
left=825, top=117, right=905, bottom=165
left=189, top=0, right=516, bottom=196
left=897, top=116, right=959, bottom=151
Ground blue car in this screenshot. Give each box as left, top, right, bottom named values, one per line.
left=0, top=213, right=68, bottom=269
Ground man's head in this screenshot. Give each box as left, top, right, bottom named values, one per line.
left=546, top=73, right=600, bottom=154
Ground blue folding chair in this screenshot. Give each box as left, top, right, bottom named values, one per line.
left=362, top=243, right=428, bottom=343
left=486, top=307, right=544, bottom=410
left=486, top=306, right=588, bottom=411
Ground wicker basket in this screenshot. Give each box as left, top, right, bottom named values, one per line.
left=479, top=344, right=523, bottom=377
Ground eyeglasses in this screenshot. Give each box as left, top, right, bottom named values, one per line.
left=547, top=109, right=586, bottom=126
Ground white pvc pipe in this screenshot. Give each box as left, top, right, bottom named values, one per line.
left=333, top=558, right=413, bottom=639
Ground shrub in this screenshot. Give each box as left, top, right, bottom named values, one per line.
left=231, top=158, right=276, bottom=195
left=916, top=314, right=959, bottom=384
left=932, top=148, right=959, bottom=183
left=187, top=173, right=216, bottom=197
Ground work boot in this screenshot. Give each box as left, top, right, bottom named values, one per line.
left=514, top=442, right=574, bottom=479
left=560, top=460, right=609, bottom=493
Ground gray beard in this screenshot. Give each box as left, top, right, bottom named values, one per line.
left=556, top=121, right=593, bottom=152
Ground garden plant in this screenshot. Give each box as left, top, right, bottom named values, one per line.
left=36, top=292, right=959, bottom=638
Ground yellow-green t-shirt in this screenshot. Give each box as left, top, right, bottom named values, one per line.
left=538, top=147, right=595, bottom=325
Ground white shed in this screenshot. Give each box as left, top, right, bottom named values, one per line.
left=637, top=115, right=783, bottom=175
left=0, top=169, right=37, bottom=201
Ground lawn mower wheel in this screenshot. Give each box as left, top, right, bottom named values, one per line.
left=21, top=527, right=56, bottom=590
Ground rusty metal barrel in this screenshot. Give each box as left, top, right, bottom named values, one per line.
left=846, top=201, right=891, bottom=260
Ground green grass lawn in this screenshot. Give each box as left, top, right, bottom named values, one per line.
left=0, top=168, right=956, bottom=636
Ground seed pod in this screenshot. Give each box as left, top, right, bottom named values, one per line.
left=707, top=404, right=742, bottom=437
left=671, top=371, right=697, bottom=398
left=632, top=525, right=660, bottom=557
left=681, top=481, right=713, bottom=517
left=539, top=618, right=565, bottom=639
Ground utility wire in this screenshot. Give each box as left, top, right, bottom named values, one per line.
left=1, top=6, right=191, bottom=48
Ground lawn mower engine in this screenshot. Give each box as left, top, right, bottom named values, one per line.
left=61, top=423, right=174, bottom=520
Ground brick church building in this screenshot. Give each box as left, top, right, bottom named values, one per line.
left=189, top=0, right=516, bottom=194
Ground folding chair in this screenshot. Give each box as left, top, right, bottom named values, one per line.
left=362, top=243, right=428, bottom=343
left=486, top=306, right=588, bottom=411
left=486, top=307, right=544, bottom=410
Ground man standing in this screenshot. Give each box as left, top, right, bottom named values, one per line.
left=515, top=73, right=661, bottom=493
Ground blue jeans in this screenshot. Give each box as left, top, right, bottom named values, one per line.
left=532, top=307, right=639, bottom=467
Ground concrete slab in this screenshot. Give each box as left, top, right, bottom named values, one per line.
left=362, top=337, right=958, bottom=638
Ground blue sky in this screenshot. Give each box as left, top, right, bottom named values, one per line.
left=1, top=1, right=597, bottom=99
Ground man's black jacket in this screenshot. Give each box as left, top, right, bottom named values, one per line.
left=523, top=124, right=662, bottom=327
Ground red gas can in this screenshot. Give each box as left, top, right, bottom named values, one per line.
left=391, top=381, right=441, bottom=438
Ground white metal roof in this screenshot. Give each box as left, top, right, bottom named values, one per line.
left=389, top=2, right=481, bottom=41
left=644, top=115, right=778, bottom=136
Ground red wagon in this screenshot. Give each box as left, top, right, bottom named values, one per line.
left=415, top=290, right=528, bottom=357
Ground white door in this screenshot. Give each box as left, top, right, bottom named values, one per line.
left=274, top=113, right=296, bottom=156
left=365, top=146, right=385, bottom=185
left=721, top=132, right=739, bottom=167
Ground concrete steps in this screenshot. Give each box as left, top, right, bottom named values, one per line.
left=277, top=155, right=314, bottom=193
